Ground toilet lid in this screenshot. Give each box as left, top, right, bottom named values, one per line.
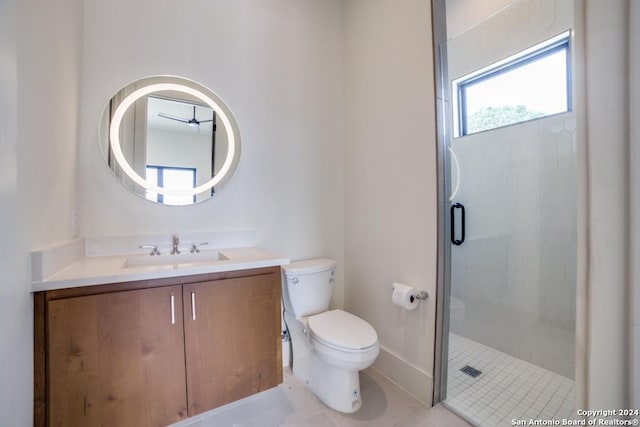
left=308, top=309, right=378, bottom=350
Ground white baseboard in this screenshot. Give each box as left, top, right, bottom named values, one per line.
left=372, top=345, right=433, bottom=405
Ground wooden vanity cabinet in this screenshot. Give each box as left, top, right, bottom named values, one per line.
left=34, top=267, right=282, bottom=427
left=183, top=274, right=283, bottom=415
left=47, top=285, right=188, bottom=427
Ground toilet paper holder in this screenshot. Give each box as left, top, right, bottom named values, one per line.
left=412, top=290, right=429, bottom=302
left=391, top=285, right=429, bottom=303
left=411, top=291, right=429, bottom=302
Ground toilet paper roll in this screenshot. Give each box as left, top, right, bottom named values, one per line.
left=391, top=283, right=418, bottom=310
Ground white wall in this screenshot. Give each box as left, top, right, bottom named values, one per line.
left=344, top=0, right=438, bottom=403
left=0, top=0, right=83, bottom=425
left=18, top=0, right=83, bottom=248
left=78, top=0, right=346, bottom=307
left=0, top=0, right=25, bottom=424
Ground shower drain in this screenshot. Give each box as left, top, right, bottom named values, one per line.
left=460, top=365, right=482, bottom=378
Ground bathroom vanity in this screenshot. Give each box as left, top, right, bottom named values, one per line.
left=31, top=76, right=289, bottom=426
left=32, top=241, right=288, bottom=427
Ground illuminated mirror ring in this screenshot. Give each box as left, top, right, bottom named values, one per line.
left=109, top=82, right=236, bottom=197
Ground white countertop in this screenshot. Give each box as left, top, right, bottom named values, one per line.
left=32, top=247, right=289, bottom=292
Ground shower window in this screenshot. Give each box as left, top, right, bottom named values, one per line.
left=453, top=31, right=571, bottom=137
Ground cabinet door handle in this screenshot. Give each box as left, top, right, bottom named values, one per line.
left=191, top=291, right=196, bottom=321
left=170, top=294, right=176, bottom=325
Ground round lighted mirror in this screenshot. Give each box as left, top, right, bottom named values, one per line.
left=99, top=76, right=241, bottom=205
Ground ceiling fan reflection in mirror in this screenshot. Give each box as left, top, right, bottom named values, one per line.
left=158, top=105, right=215, bottom=132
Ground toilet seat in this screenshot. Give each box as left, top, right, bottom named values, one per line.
left=307, top=309, right=378, bottom=352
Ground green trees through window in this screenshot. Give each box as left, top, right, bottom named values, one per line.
left=466, top=105, right=545, bottom=134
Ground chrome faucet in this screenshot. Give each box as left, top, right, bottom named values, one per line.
left=171, top=234, right=181, bottom=255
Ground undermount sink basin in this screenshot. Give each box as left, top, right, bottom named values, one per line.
left=124, top=251, right=229, bottom=269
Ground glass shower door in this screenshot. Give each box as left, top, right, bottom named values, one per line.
left=441, top=1, right=577, bottom=425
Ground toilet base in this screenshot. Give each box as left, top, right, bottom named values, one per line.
left=306, top=355, right=362, bottom=413
left=285, top=311, right=367, bottom=414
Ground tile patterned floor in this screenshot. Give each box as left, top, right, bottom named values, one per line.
left=169, top=367, right=470, bottom=427
left=444, top=333, right=575, bottom=426
left=166, top=333, right=575, bottom=427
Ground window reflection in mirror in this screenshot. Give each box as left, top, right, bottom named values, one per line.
left=145, top=165, right=196, bottom=205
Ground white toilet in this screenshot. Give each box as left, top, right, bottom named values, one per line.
left=282, top=258, right=379, bottom=414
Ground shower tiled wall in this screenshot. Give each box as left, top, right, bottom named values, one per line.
left=447, top=0, right=574, bottom=81
left=449, top=114, right=576, bottom=378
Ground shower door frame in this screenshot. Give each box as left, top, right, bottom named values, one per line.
left=431, top=0, right=451, bottom=406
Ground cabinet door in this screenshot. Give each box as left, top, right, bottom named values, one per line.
left=47, top=285, right=188, bottom=427
left=183, top=273, right=282, bottom=415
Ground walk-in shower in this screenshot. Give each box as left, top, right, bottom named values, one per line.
left=434, top=1, right=577, bottom=425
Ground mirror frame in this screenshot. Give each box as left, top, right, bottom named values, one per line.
left=100, top=75, right=241, bottom=204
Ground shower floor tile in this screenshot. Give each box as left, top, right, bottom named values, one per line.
left=444, top=333, right=575, bottom=426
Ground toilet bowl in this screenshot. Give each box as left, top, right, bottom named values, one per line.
left=281, top=259, right=379, bottom=413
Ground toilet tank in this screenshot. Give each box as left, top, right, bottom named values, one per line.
left=282, top=258, right=337, bottom=317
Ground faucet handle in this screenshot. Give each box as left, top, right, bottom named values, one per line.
left=190, top=242, right=209, bottom=253
left=140, top=245, right=161, bottom=256
left=171, top=234, right=181, bottom=255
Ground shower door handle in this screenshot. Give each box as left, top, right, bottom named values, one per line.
left=451, top=203, right=465, bottom=245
